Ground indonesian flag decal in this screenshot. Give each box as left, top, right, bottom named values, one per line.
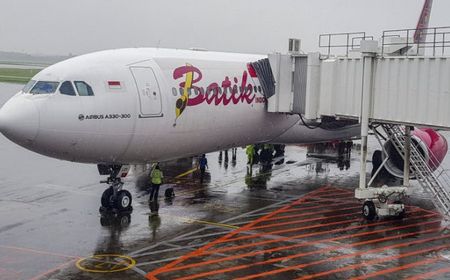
left=247, top=63, right=261, bottom=90
left=247, top=63, right=258, bottom=78
left=108, top=81, right=122, bottom=89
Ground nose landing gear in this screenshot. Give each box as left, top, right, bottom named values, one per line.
left=98, top=165, right=133, bottom=213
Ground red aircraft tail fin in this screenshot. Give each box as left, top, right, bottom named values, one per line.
left=414, top=0, right=433, bottom=44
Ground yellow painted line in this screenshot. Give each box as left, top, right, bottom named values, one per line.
left=175, top=167, right=198, bottom=179
left=76, top=254, right=136, bottom=273
left=0, top=245, right=79, bottom=259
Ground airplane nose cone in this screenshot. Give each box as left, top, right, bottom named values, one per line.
left=0, top=97, right=39, bottom=145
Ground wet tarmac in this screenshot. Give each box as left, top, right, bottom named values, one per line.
left=1, top=82, right=450, bottom=280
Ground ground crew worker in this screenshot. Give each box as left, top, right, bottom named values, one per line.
left=149, top=164, right=163, bottom=202
left=246, top=145, right=255, bottom=165
left=199, top=154, right=208, bottom=183
left=261, top=144, right=274, bottom=164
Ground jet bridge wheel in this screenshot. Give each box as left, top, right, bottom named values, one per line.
left=362, top=200, right=377, bottom=221
left=394, top=200, right=406, bottom=219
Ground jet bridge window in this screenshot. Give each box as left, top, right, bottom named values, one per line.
left=22, top=80, right=36, bottom=93
left=74, top=81, right=94, bottom=96
left=59, top=81, right=76, bottom=96
left=30, top=81, right=60, bottom=94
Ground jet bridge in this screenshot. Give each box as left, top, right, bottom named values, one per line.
left=256, top=27, right=450, bottom=220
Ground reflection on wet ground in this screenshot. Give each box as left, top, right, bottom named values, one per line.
left=1, top=83, right=450, bottom=279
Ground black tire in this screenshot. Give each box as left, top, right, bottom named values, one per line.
left=119, top=214, right=131, bottom=227
left=101, top=187, right=114, bottom=208
left=165, top=188, right=175, bottom=198
left=362, top=201, right=377, bottom=221
left=116, top=190, right=132, bottom=211
left=100, top=216, right=111, bottom=227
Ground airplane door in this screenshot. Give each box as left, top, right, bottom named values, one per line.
left=130, top=67, right=163, bottom=117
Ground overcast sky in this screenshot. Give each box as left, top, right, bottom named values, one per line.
left=1, top=0, right=449, bottom=56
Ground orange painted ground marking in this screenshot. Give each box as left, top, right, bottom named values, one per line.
left=165, top=228, right=444, bottom=280
left=295, top=244, right=450, bottom=280
left=330, top=186, right=354, bottom=193
left=278, top=201, right=360, bottom=213
left=411, top=206, right=443, bottom=216
left=29, top=259, right=78, bottom=280
left=193, top=214, right=439, bottom=257
left=219, top=217, right=361, bottom=243
left=273, top=204, right=417, bottom=221
left=146, top=185, right=446, bottom=280
left=145, top=186, right=330, bottom=280
left=349, top=257, right=440, bottom=280
left=279, top=197, right=351, bottom=209
left=406, top=266, right=450, bottom=280
left=293, top=196, right=358, bottom=204
left=308, top=192, right=353, bottom=199
left=157, top=219, right=442, bottom=273
left=263, top=205, right=361, bottom=221
left=250, top=211, right=362, bottom=230
left=215, top=208, right=428, bottom=244
left=234, top=231, right=450, bottom=280
left=310, top=197, right=365, bottom=204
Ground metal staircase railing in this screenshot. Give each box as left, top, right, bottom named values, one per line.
left=381, top=124, right=450, bottom=216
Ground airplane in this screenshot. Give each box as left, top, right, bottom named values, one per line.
left=0, top=0, right=445, bottom=214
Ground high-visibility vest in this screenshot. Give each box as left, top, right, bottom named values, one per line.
left=246, top=145, right=254, bottom=156
left=151, top=169, right=163, bottom=185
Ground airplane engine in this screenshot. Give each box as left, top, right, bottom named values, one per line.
left=382, top=128, right=448, bottom=178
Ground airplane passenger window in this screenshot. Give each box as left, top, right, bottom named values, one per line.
left=59, top=81, right=76, bottom=96
left=22, top=80, right=36, bottom=93
left=30, top=81, right=60, bottom=94
left=74, top=81, right=94, bottom=96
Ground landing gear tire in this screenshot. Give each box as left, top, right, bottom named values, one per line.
left=101, top=187, right=114, bottom=208
left=116, top=190, right=132, bottom=211
left=362, top=201, right=377, bottom=221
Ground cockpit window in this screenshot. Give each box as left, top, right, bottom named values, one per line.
left=22, top=80, right=36, bottom=93
left=30, top=81, right=60, bottom=94
left=74, top=81, right=94, bottom=96
left=59, top=81, right=76, bottom=96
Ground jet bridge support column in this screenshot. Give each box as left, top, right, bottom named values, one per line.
left=358, top=42, right=377, bottom=190
left=355, top=41, right=408, bottom=220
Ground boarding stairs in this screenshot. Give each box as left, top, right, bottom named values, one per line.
left=382, top=124, right=450, bottom=216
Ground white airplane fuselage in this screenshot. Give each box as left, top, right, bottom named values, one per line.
left=0, top=48, right=359, bottom=164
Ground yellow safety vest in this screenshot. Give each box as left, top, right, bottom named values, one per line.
left=151, top=169, right=163, bottom=185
